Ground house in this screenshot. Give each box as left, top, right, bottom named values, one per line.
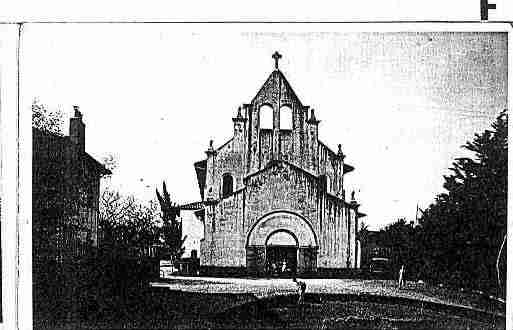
left=33, top=106, right=110, bottom=268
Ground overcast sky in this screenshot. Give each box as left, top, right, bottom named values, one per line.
left=22, top=25, right=507, bottom=229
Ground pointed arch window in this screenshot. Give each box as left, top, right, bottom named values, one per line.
left=280, top=105, right=293, bottom=130
left=260, top=105, right=273, bottom=129
left=222, top=173, right=234, bottom=198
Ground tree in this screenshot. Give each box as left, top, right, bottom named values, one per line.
left=357, top=222, right=370, bottom=245
left=156, top=182, right=186, bottom=263
left=32, top=98, right=64, bottom=135
left=99, top=187, right=160, bottom=256
left=417, top=110, right=507, bottom=294
left=101, top=153, right=119, bottom=175
left=98, top=151, right=161, bottom=256
left=379, top=218, right=418, bottom=275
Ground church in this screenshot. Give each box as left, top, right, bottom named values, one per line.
left=189, top=52, right=365, bottom=276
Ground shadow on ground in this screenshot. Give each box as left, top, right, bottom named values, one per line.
left=213, top=294, right=505, bottom=330
left=34, top=287, right=505, bottom=330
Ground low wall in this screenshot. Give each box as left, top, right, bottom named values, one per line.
left=196, top=266, right=391, bottom=280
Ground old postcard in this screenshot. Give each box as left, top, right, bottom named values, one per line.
left=0, top=4, right=511, bottom=329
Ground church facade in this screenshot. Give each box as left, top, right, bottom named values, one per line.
left=192, top=52, right=365, bottom=275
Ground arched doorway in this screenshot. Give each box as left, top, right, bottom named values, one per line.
left=265, top=230, right=298, bottom=276
left=246, top=211, right=318, bottom=276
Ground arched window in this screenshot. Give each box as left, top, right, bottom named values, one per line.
left=280, top=105, right=293, bottom=130
left=222, top=173, right=233, bottom=198
left=260, top=105, right=273, bottom=129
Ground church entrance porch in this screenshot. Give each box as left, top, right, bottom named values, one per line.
left=246, top=211, right=318, bottom=276
left=265, top=230, right=298, bottom=276
left=266, top=246, right=297, bottom=276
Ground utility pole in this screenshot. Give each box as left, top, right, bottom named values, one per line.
left=415, top=203, right=419, bottom=225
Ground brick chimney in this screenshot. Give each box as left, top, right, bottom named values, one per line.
left=69, top=105, right=85, bottom=152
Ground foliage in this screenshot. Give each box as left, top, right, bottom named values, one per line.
left=380, top=111, right=507, bottom=296
left=99, top=187, right=161, bottom=256
left=357, top=223, right=369, bottom=243
left=32, top=98, right=64, bottom=135
left=33, top=99, right=99, bottom=286
left=101, top=153, right=119, bottom=175
left=32, top=100, right=163, bottom=323
left=381, top=219, right=417, bottom=270
left=74, top=187, right=162, bottom=321
left=156, top=181, right=186, bottom=262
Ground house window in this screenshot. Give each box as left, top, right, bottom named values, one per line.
left=222, top=173, right=234, bottom=198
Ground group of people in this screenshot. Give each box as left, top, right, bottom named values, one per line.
left=268, top=260, right=292, bottom=275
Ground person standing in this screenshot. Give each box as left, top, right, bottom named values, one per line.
left=281, top=260, right=286, bottom=273
left=293, top=277, right=306, bottom=304
left=398, top=265, right=405, bottom=288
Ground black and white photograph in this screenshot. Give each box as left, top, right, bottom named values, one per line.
left=0, top=15, right=511, bottom=330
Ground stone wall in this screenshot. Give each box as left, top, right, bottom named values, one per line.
left=247, top=211, right=317, bottom=247
left=347, top=205, right=358, bottom=268
left=259, top=129, right=273, bottom=167
left=278, top=130, right=294, bottom=162
left=200, top=189, right=245, bottom=267
left=318, top=143, right=342, bottom=196
left=244, top=162, right=319, bottom=235
left=318, top=196, right=345, bottom=268
left=205, top=138, right=245, bottom=200
left=200, top=159, right=358, bottom=270
left=247, top=71, right=306, bottom=175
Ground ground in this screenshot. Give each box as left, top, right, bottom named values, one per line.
left=36, top=277, right=505, bottom=330
left=151, top=276, right=503, bottom=312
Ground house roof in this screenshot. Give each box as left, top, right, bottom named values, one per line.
left=179, top=201, right=204, bottom=210
left=33, top=127, right=111, bottom=176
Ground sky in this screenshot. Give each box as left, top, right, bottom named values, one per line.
left=22, top=25, right=508, bottom=230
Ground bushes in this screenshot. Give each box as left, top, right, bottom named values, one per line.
left=34, top=248, right=160, bottom=324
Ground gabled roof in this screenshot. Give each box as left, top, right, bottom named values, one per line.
left=252, top=69, right=303, bottom=107
left=84, top=153, right=112, bottom=176
left=216, top=137, right=233, bottom=152
left=243, top=159, right=317, bottom=183
left=33, top=127, right=111, bottom=176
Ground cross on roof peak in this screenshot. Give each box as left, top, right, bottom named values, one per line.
left=272, top=51, right=282, bottom=69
